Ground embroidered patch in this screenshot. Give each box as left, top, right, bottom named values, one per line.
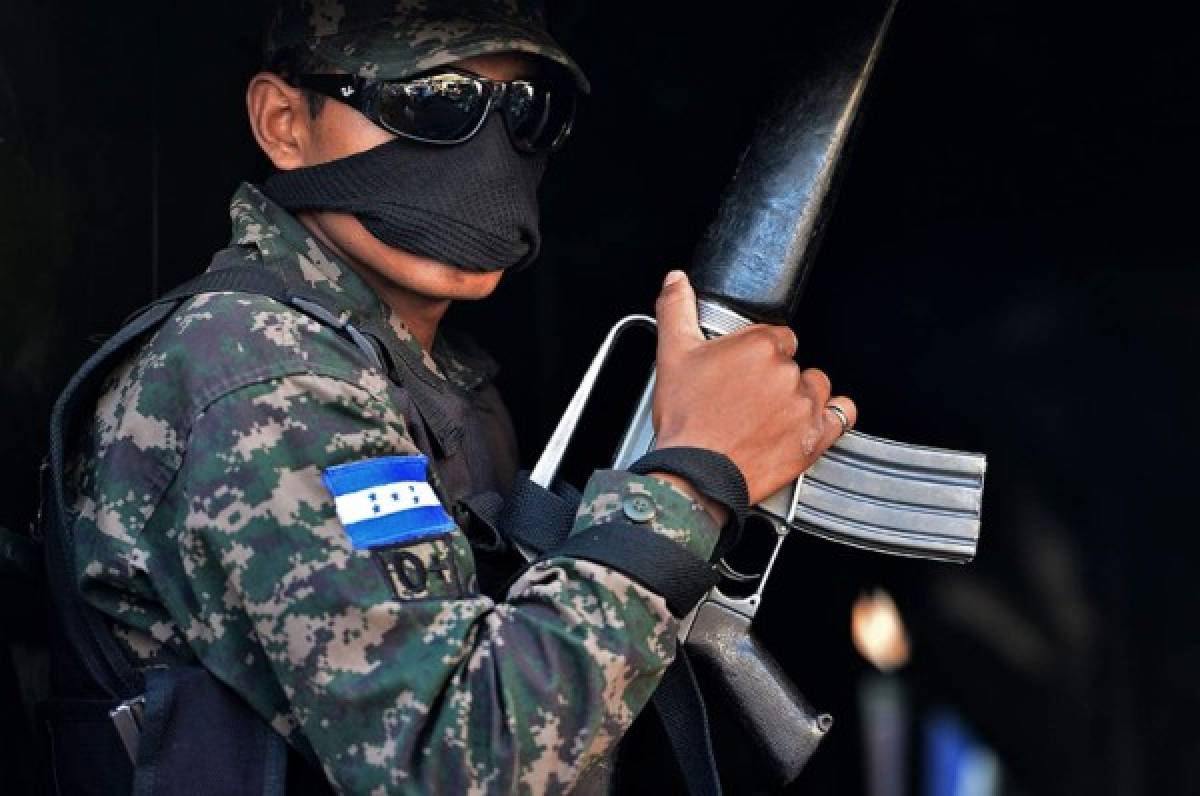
left=373, top=539, right=463, bottom=599
left=322, top=455, right=457, bottom=550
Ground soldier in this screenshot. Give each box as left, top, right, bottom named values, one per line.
left=57, top=1, right=855, bottom=793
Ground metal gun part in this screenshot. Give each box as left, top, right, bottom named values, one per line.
left=527, top=312, right=833, bottom=785
left=110, top=695, right=146, bottom=763
left=532, top=298, right=986, bottom=584
left=615, top=299, right=987, bottom=572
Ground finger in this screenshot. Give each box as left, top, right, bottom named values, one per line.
left=820, top=395, right=858, bottom=447
left=655, top=270, right=704, bottom=361
left=770, top=325, right=800, bottom=359
left=799, top=367, right=832, bottom=402
left=731, top=324, right=798, bottom=359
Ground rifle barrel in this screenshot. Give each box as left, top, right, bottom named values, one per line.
left=689, top=0, right=898, bottom=324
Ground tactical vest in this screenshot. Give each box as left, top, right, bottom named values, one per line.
left=41, top=252, right=522, bottom=795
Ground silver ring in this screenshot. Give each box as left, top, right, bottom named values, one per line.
left=825, top=403, right=850, bottom=436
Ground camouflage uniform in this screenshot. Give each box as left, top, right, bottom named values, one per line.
left=68, top=175, right=719, bottom=794
left=263, top=0, right=591, bottom=91
left=65, top=7, right=722, bottom=790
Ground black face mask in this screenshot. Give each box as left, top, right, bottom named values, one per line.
left=263, top=114, right=547, bottom=272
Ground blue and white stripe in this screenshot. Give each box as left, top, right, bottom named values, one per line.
left=322, top=455, right=456, bottom=550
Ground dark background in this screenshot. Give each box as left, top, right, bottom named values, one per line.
left=2, top=0, right=1197, bottom=793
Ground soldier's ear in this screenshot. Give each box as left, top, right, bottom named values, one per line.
left=246, top=72, right=313, bottom=170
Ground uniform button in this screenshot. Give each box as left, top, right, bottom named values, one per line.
left=622, top=494, right=657, bottom=523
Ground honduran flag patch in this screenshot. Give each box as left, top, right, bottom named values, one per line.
left=322, top=455, right=457, bottom=550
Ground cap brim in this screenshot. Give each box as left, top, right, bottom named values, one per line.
left=310, top=18, right=591, bottom=94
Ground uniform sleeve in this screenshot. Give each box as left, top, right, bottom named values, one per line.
left=168, top=370, right=719, bottom=794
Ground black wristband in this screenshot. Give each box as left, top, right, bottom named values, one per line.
left=628, top=447, right=749, bottom=557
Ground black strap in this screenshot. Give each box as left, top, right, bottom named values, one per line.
left=134, top=666, right=290, bottom=796
left=38, top=697, right=136, bottom=794
left=546, top=523, right=719, bottom=618
left=460, top=472, right=584, bottom=557
left=499, top=475, right=581, bottom=554
left=47, top=299, right=184, bottom=699
left=653, top=648, right=723, bottom=796
left=381, top=344, right=465, bottom=456
left=147, top=255, right=384, bottom=372
left=458, top=491, right=509, bottom=553
left=152, top=263, right=292, bottom=308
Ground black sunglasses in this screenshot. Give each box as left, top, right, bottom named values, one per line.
left=290, top=68, right=577, bottom=154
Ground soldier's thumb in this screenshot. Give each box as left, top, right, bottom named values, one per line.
left=655, top=270, right=704, bottom=363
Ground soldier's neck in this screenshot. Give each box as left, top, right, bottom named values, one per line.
left=364, top=273, right=447, bottom=351
left=297, top=216, right=447, bottom=351
left=351, top=264, right=448, bottom=351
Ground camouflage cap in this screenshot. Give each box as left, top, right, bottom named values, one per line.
left=265, top=0, right=590, bottom=93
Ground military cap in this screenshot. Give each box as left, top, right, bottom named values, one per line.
left=265, top=0, right=590, bottom=92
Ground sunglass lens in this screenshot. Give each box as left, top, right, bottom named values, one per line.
left=505, top=80, right=575, bottom=152
left=377, top=73, right=487, bottom=142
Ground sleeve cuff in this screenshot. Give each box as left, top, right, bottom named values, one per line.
left=571, top=470, right=721, bottom=561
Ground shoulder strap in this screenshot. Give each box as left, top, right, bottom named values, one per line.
left=653, top=648, right=723, bottom=796
left=45, top=258, right=305, bottom=699
left=152, top=261, right=292, bottom=308
left=47, top=299, right=192, bottom=698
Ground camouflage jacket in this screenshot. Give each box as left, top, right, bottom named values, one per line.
left=67, top=183, right=720, bottom=794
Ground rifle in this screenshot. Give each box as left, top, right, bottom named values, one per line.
left=531, top=0, right=987, bottom=786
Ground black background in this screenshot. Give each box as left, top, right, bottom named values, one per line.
left=1, top=1, right=1197, bottom=793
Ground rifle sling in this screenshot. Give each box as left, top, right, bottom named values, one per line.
left=654, top=649, right=723, bottom=796
left=545, top=524, right=719, bottom=619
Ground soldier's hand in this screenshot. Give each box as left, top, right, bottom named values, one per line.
left=651, top=270, right=857, bottom=505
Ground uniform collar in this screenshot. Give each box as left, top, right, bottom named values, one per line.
left=227, top=182, right=492, bottom=389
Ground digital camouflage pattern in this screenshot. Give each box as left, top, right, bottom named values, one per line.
left=67, top=183, right=719, bottom=793
left=265, top=0, right=591, bottom=92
